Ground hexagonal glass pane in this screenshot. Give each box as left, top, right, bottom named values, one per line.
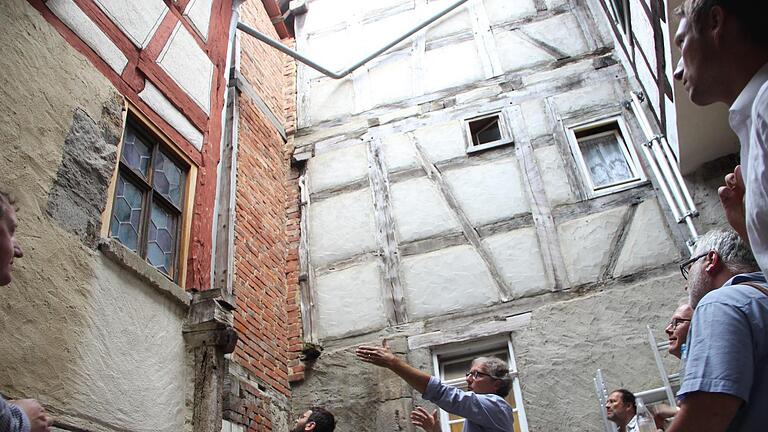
left=110, top=176, right=144, bottom=252
left=121, top=126, right=151, bottom=177
left=153, top=151, right=185, bottom=208
left=146, top=201, right=178, bottom=277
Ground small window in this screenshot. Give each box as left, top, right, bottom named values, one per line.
left=109, top=119, right=190, bottom=281
left=567, top=117, right=645, bottom=197
left=433, top=337, right=528, bottom=432
left=464, top=112, right=513, bottom=153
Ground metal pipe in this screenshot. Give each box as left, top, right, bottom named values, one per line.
left=237, top=0, right=470, bottom=79
left=659, top=135, right=698, bottom=214
left=630, top=94, right=683, bottom=221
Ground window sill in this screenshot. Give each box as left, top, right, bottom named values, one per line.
left=588, top=179, right=650, bottom=199
left=98, top=238, right=191, bottom=309
left=466, top=139, right=514, bottom=154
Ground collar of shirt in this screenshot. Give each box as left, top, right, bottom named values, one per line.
left=724, top=271, right=767, bottom=287
left=729, top=62, right=768, bottom=151
left=626, top=415, right=638, bottom=432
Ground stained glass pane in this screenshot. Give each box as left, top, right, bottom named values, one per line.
left=110, top=176, right=143, bottom=252
left=153, top=151, right=185, bottom=208
left=146, top=201, right=177, bottom=276
left=121, top=127, right=151, bottom=177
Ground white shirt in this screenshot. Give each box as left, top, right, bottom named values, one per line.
left=626, top=414, right=639, bottom=432
left=728, top=62, right=768, bottom=277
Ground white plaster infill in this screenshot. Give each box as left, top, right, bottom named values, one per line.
left=407, top=312, right=532, bottom=350
left=98, top=238, right=191, bottom=308
left=47, top=0, right=129, bottom=74
left=184, top=0, right=214, bottom=41
left=156, top=22, right=214, bottom=114
left=139, top=81, right=204, bottom=150
left=93, top=0, right=167, bottom=48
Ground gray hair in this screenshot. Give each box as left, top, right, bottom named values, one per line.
left=473, top=356, right=512, bottom=397
left=693, top=229, right=758, bottom=275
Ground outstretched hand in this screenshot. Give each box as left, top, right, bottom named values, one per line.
left=411, top=407, right=440, bottom=432
left=355, top=340, right=397, bottom=369
left=12, top=399, right=53, bottom=432
left=718, top=165, right=748, bottom=243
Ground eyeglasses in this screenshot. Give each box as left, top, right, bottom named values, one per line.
left=667, top=318, right=691, bottom=330
left=679, top=252, right=709, bottom=280
left=466, top=370, right=496, bottom=380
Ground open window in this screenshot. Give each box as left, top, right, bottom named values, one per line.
left=463, top=111, right=513, bottom=154
left=432, top=336, right=528, bottom=432
left=567, top=116, right=646, bottom=197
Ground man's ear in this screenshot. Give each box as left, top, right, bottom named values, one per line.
left=706, top=251, right=721, bottom=274
left=708, top=5, right=726, bottom=45
left=305, top=421, right=316, bottom=432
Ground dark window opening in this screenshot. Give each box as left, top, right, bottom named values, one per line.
left=469, top=116, right=502, bottom=146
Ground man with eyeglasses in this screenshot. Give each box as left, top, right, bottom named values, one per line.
left=356, top=341, right=514, bottom=432
left=665, top=229, right=767, bottom=432
left=665, top=302, right=693, bottom=360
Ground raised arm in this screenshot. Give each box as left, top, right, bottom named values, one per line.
left=356, top=341, right=430, bottom=394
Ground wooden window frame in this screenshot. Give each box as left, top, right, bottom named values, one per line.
left=566, top=115, right=646, bottom=198
left=432, top=335, right=529, bottom=432
left=463, top=110, right=514, bottom=154
left=100, top=105, right=197, bottom=287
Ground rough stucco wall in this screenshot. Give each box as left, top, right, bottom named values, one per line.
left=515, top=273, right=683, bottom=432
left=0, top=1, right=189, bottom=430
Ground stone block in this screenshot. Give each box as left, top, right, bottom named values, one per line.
left=557, top=206, right=628, bottom=286
left=521, top=13, right=589, bottom=59
left=423, top=40, right=485, bottom=94
left=308, top=143, right=369, bottom=192
left=390, top=177, right=461, bottom=243
left=443, top=158, right=530, bottom=226
left=309, top=188, right=378, bottom=267
left=483, top=227, right=553, bottom=297
left=413, top=121, right=466, bottom=164
left=534, top=145, right=576, bottom=207
left=381, top=133, right=419, bottom=172
left=315, top=260, right=389, bottom=338
left=401, top=245, right=499, bottom=319
left=484, top=0, right=538, bottom=25
left=613, top=199, right=680, bottom=277
left=494, top=28, right=552, bottom=73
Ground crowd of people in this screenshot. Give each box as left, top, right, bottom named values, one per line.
left=1, top=0, right=766, bottom=431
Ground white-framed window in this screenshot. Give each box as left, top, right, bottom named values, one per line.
left=566, top=115, right=646, bottom=198
left=432, top=336, right=528, bottom=432
left=463, top=111, right=513, bottom=154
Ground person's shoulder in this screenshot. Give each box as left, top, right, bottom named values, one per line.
left=700, top=280, right=768, bottom=307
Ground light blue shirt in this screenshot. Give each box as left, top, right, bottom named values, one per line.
left=679, top=272, right=768, bottom=431
left=422, top=377, right=514, bottom=432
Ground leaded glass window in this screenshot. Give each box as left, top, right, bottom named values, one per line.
left=109, top=120, right=188, bottom=281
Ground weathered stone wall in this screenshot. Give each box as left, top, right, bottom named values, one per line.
left=0, top=1, right=190, bottom=431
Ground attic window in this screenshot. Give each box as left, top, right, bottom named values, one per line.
left=464, top=112, right=513, bottom=153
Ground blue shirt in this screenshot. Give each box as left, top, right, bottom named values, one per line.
left=679, top=272, right=768, bottom=431
left=422, top=377, right=514, bottom=432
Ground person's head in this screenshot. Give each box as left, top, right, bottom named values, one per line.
left=0, top=191, right=23, bottom=286
left=465, top=357, right=512, bottom=397
left=605, top=389, right=636, bottom=426
left=673, top=1, right=768, bottom=105
left=665, top=300, right=694, bottom=358
left=291, top=407, right=336, bottom=432
left=682, top=229, right=758, bottom=308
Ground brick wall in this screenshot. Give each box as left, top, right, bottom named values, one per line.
left=228, top=0, right=302, bottom=430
